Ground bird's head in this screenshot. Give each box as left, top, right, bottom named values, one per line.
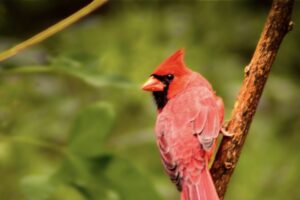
left=142, top=49, right=192, bottom=110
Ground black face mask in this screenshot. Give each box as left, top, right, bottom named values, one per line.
left=151, top=74, right=174, bottom=109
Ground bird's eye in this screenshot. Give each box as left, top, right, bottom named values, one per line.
left=166, top=74, right=174, bottom=80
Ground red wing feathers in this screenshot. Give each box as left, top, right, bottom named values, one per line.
left=169, top=86, right=221, bottom=151
left=194, top=99, right=220, bottom=151
left=156, top=115, right=182, bottom=190
left=155, top=86, right=222, bottom=193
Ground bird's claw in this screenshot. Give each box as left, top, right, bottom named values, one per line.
left=221, top=127, right=234, bottom=137
left=221, top=121, right=234, bottom=137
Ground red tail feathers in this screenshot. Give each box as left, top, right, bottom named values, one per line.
left=181, top=167, right=219, bottom=200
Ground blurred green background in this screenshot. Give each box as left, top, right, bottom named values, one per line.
left=0, top=0, right=299, bottom=200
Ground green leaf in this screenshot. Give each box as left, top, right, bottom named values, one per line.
left=53, top=154, right=116, bottom=200
left=54, top=154, right=162, bottom=200
left=0, top=58, right=135, bottom=89
left=50, top=57, right=134, bottom=88
left=22, top=175, right=87, bottom=200
left=20, top=175, right=54, bottom=200
left=51, top=184, right=87, bottom=200
left=69, top=102, right=115, bottom=158
left=91, top=155, right=163, bottom=200
left=53, top=153, right=93, bottom=186
left=0, top=65, right=52, bottom=74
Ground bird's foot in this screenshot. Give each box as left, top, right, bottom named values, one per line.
left=221, top=122, right=234, bottom=137
left=221, top=128, right=234, bottom=137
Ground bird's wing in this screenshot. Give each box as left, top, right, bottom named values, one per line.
left=156, top=114, right=183, bottom=190
left=190, top=86, right=221, bottom=151
left=155, top=86, right=222, bottom=190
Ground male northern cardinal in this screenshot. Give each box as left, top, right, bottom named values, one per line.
left=142, top=49, right=224, bottom=200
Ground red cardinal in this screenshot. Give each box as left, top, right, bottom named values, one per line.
left=142, top=49, right=224, bottom=200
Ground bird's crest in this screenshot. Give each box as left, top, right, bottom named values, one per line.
left=152, top=49, right=189, bottom=76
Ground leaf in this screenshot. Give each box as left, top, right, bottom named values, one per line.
left=50, top=57, right=134, bottom=88
left=69, top=102, right=115, bottom=158
left=20, top=175, right=54, bottom=200
left=53, top=153, right=93, bottom=186
left=51, top=184, right=87, bottom=200
left=0, top=58, right=135, bottom=89
left=20, top=169, right=89, bottom=200
left=53, top=154, right=117, bottom=200
left=91, top=155, right=163, bottom=200
left=53, top=153, right=162, bottom=200
left=0, top=65, right=52, bottom=74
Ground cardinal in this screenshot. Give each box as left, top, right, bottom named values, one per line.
left=142, top=49, right=224, bottom=200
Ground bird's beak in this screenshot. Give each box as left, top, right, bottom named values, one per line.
left=141, top=76, right=165, bottom=92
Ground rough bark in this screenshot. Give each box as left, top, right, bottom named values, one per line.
left=210, top=0, right=294, bottom=199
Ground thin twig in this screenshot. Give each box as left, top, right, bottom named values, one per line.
left=0, top=0, right=107, bottom=62
left=210, top=0, right=295, bottom=199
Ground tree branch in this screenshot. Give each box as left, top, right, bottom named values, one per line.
left=0, top=0, right=107, bottom=62
left=210, top=0, right=295, bottom=199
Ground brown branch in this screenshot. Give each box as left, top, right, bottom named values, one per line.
left=210, top=0, right=295, bottom=199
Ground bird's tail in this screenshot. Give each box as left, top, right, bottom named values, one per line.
left=181, top=167, right=219, bottom=200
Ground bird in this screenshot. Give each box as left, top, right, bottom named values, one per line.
left=141, top=49, right=224, bottom=200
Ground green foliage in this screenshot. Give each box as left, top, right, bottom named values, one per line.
left=49, top=57, right=133, bottom=89
left=69, top=102, right=114, bottom=157
left=21, top=175, right=54, bottom=200
left=17, top=102, right=162, bottom=200
left=0, top=1, right=300, bottom=200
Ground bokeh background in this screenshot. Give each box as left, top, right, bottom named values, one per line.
left=0, top=0, right=299, bottom=200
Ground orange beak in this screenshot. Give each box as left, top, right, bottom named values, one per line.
left=141, top=76, right=165, bottom=92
